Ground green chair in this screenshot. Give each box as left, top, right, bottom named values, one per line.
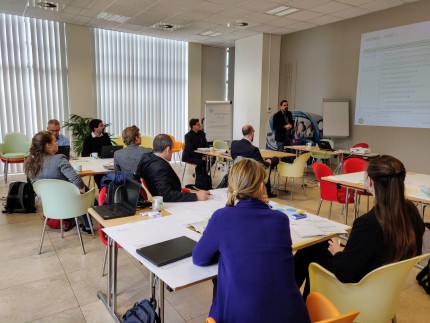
left=33, top=179, right=95, bottom=255
left=212, top=139, right=230, bottom=177
left=0, top=132, right=31, bottom=183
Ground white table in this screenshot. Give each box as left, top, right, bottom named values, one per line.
left=69, top=156, right=113, bottom=176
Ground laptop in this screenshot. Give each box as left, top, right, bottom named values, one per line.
left=56, top=146, right=70, bottom=159
left=317, top=140, right=335, bottom=151
left=136, top=236, right=197, bottom=267
left=93, top=178, right=141, bottom=220
left=100, top=145, right=123, bottom=159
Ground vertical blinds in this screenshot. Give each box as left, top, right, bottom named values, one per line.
left=93, top=29, right=188, bottom=141
left=0, top=14, right=69, bottom=174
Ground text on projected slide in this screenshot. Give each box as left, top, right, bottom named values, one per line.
left=355, top=20, right=430, bottom=128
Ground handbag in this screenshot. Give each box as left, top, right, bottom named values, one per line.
left=122, top=297, right=160, bottom=323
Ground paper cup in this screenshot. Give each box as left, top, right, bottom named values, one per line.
left=152, top=196, right=163, bottom=211
left=90, top=152, right=98, bottom=158
left=74, top=164, right=82, bottom=173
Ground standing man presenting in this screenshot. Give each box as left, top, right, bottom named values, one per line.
left=273, top=100, right=294, bottom=152
left=47, top=119, right=70, bottom=146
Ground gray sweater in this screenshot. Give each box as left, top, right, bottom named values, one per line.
left=114, top=144, right=151, bottom=174
left=30, top=154, right=84, bottom=190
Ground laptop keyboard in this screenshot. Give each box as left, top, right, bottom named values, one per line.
left=96, top=203, right=133, bottom=219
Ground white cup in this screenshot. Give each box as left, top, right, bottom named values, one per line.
left=306, top=142, right=312, bottom=149
left=152, top=196, right=163, bottom=211
left=74, top=164, right=82, bottom=173
left=90, top=152, right=98, bottom=158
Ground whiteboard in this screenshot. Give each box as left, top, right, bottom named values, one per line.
left=354, top=20, right=430, bottom=128
left=323, top=99, right=349, bottom=137
left=205, top=101, right=233, bottom=141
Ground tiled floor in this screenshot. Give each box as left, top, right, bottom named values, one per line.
left=0, top=162, right=429, bottom=322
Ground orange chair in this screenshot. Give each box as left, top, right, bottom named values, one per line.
left=167, top=134, right=182, bottom=164
left=306, top=292, right=359, bottom=323
left=206, top=318, right=216, bottom=323
left=312, top=162, right=354, bottom=222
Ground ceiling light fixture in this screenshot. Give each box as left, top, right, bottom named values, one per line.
left=152, top=22, right=182, bottom=31
left=235, top=21, right=249, bottom=28
left=96, top=12, right=130, bottom=23
left=200, top=30, right=223, bottom=37
left=29, top=1, right=61, bottom=11
left=265, top=6, right=299, bottom=17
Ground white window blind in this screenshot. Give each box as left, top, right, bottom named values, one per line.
left=93, top=29, right=188, bottom=141
left=0, top=14, right=69, bottom=174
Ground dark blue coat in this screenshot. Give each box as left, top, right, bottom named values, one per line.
left=193, top=199, right=310, bottom=323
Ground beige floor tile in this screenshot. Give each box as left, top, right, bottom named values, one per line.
left=0, top=234, right=55, bottom=261
left=0, top=274, right=78, bottom=322
left=81, top=300, right=116, bottom=323
left=0, top=219, right=44, bottom=241
left=67, top=257, right=149, bottom=307
left=0, top=254, right=64, bottom=289
left=396, top=287, right=430, bottom=323
left=30, top=307, right=86, bottom=323
left=188, top=313, right=209, bottom=323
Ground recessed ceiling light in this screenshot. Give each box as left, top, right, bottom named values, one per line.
left=96, top=12, right=130, bottom=23
left=265, top=6, right=299, bottom=17
left=152, top=22, right=182, bottom=31
left=235, top=21, right=249, bottom=28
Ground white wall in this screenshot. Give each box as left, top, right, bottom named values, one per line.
left=279, top=0, right=430, bottom=173
left=188, top=43, right=202, bottom=129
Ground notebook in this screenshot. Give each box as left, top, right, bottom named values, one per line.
left=136, top=236, right=197, bottom=267
left=93, top=178, right=140, bottom=220
left=56, top=146, right=70, bottom=159
left=317, top=141, right=335, bottom=151
left=100, top=145, right=123, bottom=159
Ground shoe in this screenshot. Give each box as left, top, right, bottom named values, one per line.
left=268, top=193, right=278, bottom=198
left=81, top=227, right=93, bottom=234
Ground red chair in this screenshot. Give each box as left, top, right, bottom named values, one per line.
left=312, top=162, right=354, bottom=221
left=343, top=158, right=371, bottom=215
left=352, top=143, right=369, bottom=148
left=98, top=186, right=122, bottom=276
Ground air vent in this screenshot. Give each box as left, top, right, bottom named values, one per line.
left=152, top=22, right=182, bottom=31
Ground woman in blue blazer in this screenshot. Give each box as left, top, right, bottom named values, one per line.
left=193, top=158, right=310, bottom=323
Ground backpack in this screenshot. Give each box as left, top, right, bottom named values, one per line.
left=216, top=174, right=228, bottom=189
left=195, top=171, right=212, bottom=190
left=122, top=298, right=160, bottom=323
left=44, top=216, right=76, bottom=232
left=2, top=181, right=36, bottom=214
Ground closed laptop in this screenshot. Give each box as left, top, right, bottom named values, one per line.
left=56, top=146, right=70, bottom=159
left=136, top=236, right=197, bottom=267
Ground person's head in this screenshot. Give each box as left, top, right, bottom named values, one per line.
left=89, top=119, right=105, bottom=134
left=47, top=119, right=61, bottom=140
left=226, top=158, right=266, bottom=206
left=153, top=134, right=173, bottom=160
left=122, top=125, right=141, bottom=145
left=279, top=100, right=288, bottom=113
left=189, top=118, right=201, bottom=132
left=24, top=131, right=58, bottom=178
left=242, top=124, right=255, bottom=142
left=366, top=155, right=417, bottom=263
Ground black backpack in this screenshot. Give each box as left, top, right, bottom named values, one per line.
left=122, top=297, right=160, bottom=323
left=2, top=180, right=36, bottom=214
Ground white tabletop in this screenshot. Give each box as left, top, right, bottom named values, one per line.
left=69, top=156, right=113, bottom=175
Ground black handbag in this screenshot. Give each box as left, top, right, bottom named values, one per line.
left=195, top=171, right=212, bottom=190
left=416, top=259, right=430, bottom=295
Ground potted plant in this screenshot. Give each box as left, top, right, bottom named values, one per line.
left=63, top=114, right=92, bottom=156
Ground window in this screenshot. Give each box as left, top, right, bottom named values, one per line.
left=93, top=29, right=188, bottom=140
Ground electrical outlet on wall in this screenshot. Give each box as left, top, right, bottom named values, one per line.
left=267, top=106, right=271, bottom=113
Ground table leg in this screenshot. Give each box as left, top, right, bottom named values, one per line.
left=159, top=279, right=165, bottom=323
left=345, top=188, right=349, bottom=225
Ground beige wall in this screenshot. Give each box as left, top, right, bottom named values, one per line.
left=188, top=43, right=202, bottom=125
left=279, top=0, right=430, bottom=173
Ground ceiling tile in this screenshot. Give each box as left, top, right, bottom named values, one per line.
left=192, top=0, right=229, bottom=13
left=203, top=15, right=235, bottom=25
left=173, top=9, right=212, bottom=20
left=308, top=14, right=343, bottom=25
left=243, top=12, right=278, bottom=24
left=114, top=0, right=158, bottom=10
left=216, top=7, right=253, bottom=18
left=284, top=0, right=332, bottom=10
left=287, top=20, right=318, bottom=31
left=248, top=24, right=278, bottom=33
left=266, top=16, right=299, bottom=28
left=359, top=0, right=405, bottom=11
left=237, top=0, right=288, bottom=13
left=337, top=0, right=371, bottom=5
left=331, top=6, right=369, bottom=19
left=269, top=27, right=294, bottom=35
left=127, top=12, right=167, bottom=26
left=286, top=10, right=322, bottom=21
left=102, top=5, right=137, bottom=17
left=144, top=3, right=185, bottom=16
left=312, top=1, right=352, bottom=14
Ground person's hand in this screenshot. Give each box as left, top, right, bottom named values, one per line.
left=266, top=159, right=272, bottom=164
left=286, top=124, right=292, bottom=129
left=328, top=238, right=344, bottom=255
left=196, top=190, right=210, bottom=201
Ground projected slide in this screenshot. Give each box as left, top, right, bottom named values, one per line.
left=355, top=21, right=430, bottom=128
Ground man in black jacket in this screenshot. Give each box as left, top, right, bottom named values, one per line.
left=182, top=118, right=209, bottom=175
left=273, top=100, right=294, bottom=152
left=231, top=124, right=279, bottom=198
left=136, top=134, right=210, bottom=202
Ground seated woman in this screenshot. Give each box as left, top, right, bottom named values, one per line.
left=192, top=158, right=310, bottom=323
left=114, top=125, right=151, bottom=174
left=24, top=131, right=91, bottom=232
left=294, top=155, right=425, bottom=300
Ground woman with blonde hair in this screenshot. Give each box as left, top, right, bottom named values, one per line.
left=193, top=158, right=310, bottom=323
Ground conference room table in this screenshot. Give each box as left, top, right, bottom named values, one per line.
left=89, top=189, right=350, bottom=322
left=69, top=156, right=114, bottom=176
left=322, top=171, right=430, bottom=221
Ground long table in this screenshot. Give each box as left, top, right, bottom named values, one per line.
left=323, top=171, right=430, bottom=219
left=90, top=189, right=350, bottom=322
left=69, top=156, right=113, bottom=176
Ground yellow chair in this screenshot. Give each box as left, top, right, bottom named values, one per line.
left=276, top=152, right=311, bottom=200
left=0, top=132, right=30, bottom=183
left=311, top=139, right=333, bottom=165
left=309, top=254, right=430, bottom=323
left=33, top=179, right=95, bottom=255
left=306, top=291, right=359, bottom=323
left=112, top=136, right=125, bottom=147
left=140, top=134, right=154, bottom=149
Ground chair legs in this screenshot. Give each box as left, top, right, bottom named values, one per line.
left=76, top=218, right=86, bottom=255
left=38, top=217, right=49, bottom=254
left=316, top=199, right=323, bottom=215
left=4, top=160, right=8, bottom=184
left=182, top=163, right=187, bottom=182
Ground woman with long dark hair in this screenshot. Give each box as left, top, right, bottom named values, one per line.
left=193, top=158, right=310, bottom=323
left=294, top=155, right=424, bottom=299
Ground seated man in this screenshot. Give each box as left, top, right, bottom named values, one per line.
left=231, top=124, right=279, bottom=198
left=114, top=125, right=151, bottom=174
left=136, top=134, right=210, bottom=202
left=182, top=118, right=209, bottom=175
left=82, top=118, right=112, bottom=157
left=47, top=119, right=70, bottom=146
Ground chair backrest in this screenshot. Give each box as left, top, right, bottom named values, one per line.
left=140, top=135, right=154, bottom=148
left=352, top=143, right=369, bottom=148
left=309, top=253, right=430, bottom=322
left=33, top=179, right=95, bottom=219
left=167, top=134, right=181, bottom=151
left=306, top=292, right=359, bottom=323
left=112, top=136, right=126, bottom=147
left=213, top=140, right=229, bottom=150
left=343, top=158, right=368, bottom=174
left=2, top=132, right=30, bottom=153
left=278, top=153, right=311, bottom=178
left=312, top=162, right=340, bottom=202
left=141, top=178, right=153, bottom=201
left=206, top=318, right=216, bottom=323
left=312, top=162, right=333, bottom=181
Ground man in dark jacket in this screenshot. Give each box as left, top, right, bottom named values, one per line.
left=182, top=118, right=209, bottom=175
left=136, top=134, right=210, bottom=202
left=273, top=100, right=294, bottom=152
left=231, top=124, right=279, bottom=198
